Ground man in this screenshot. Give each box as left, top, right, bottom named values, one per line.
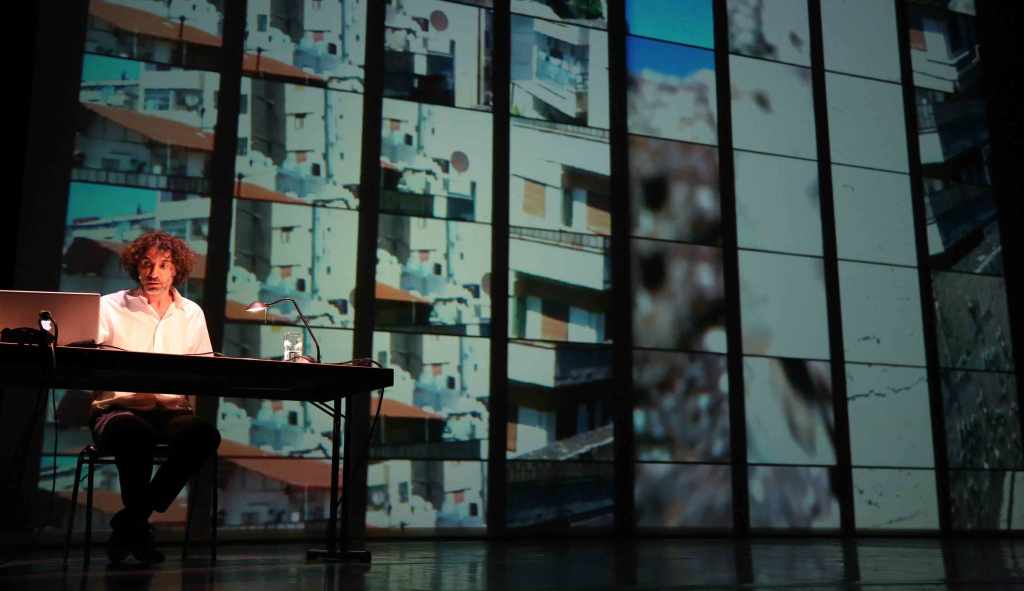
left=90, top=230, right=221, bottom=564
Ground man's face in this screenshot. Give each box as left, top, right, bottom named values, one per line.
left=137, top=247, right=176, bottom=298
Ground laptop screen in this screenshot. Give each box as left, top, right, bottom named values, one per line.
left=0, top=290, right=100, bottom=346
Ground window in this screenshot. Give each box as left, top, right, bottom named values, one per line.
left=257, top=14, right=268, bottom=32
left=562, top=187, right=574, bottom=228
left=447, top=376, right=456, bottom=390
left=237, top=137, right=248, bottom=156
left=523, top=179, right=546, bottom=217
left=144, top=89, right=171, bottom=111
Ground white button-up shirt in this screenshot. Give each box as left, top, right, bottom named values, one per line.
left=91, top=288, right=213, bottom=413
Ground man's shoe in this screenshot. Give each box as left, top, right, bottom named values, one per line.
left=130, top=524, right=165, bottom=565
left=105, top=526, right=131, bottom=564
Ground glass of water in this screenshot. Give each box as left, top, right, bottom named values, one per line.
left=283, top=330, right=303, bottom=361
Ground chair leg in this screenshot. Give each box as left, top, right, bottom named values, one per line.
left=62, top=452, right=86, bottom=569
left=84, top=458, right=95, bottom=570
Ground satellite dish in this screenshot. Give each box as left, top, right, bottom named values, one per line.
left=184, top=94, right=201, bottom=107
left=451, top=150, right=469, bottom=173
left=430, top=10, right=448, bottom=32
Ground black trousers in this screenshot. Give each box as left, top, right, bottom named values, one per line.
left=90, top=409, right=221, bottom=521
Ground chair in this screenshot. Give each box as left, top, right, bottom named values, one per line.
left=62, top=444, right=218, bottom=569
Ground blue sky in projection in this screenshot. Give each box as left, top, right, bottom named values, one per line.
left=627, top=0, right=714, bottom=49
left=627, top=36, right=715, bottom=80
left=66, top=183, right=157, bottom=223
left=81, top=55, right=141, bottom=82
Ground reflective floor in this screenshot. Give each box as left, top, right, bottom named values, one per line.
left=1, top=537, right=1023, bottom=590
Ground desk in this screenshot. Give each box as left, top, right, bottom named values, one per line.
left=0, top=342, right=393, bottom=562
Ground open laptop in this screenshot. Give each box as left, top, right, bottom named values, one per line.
left=0, top=290, right=100, bottom=346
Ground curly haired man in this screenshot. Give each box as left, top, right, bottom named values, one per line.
left=90, top=230, right=221, bottom=564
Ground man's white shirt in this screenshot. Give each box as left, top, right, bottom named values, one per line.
left=92, top=288, right=212, bottom=412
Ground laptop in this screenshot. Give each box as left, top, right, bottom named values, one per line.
left=0, top=290, right=100, bottom=346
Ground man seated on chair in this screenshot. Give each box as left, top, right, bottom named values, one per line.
left=90, top=230, right=221, bottom=564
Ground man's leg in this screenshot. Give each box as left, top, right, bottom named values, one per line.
left=91, top=410, right=156, bottom=562
left=149, top=413, right=221, bottom=513
left=92, top=411, right=156, bottom=524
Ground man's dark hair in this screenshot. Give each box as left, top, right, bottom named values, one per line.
left=120, top=230, right=195, bottom=286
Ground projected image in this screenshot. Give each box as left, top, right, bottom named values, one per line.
left=909, top=6, right=989, bottom=186
left=227, top=199, right=358, bottom=328
left=839, top=261, right=926, bottom=367
left=60, top=182, right=209, bottom=301
left=627, top=37, right=717, bottom=145
left=236, top=79, right=362, bottom=208
left=381, top=99, right=493, bottom=222
left=821, top=0, right=900, bottom=82
left=932, top=272, right=1015, bottom=372
left=629, top=137, right=719, bottom=244
left=923, top=180, right=1003, bottom=275
left=384, top=0, right=493, bottom=109
left=634, top=350, right=729, bottom=462
left=512, top=0, right=607, bottom=29
left=749, top=466, right=839, bottom=529
left=832, top=165, right=917, bottom=267
left=85, top=0, right=224, bottom=70
left=853, top=469, right=939, bottom=530
left=627, top=0, right=713, bottom=49
left=826, top=73, right=908, bottom=173
left=507, top=462, right=613, bottom=529
left=367, top=460, right=486, bottom=529
left=214, top=415, right=337, bottom=470
left=734, top=150, right=821, bottom=256
left=244, top=0, right=367, bottom=91
left=740, top=251, right=830, bottom=360
left=76, top=55, right=219, bottom=194
left=727, top=0, right=810, bottom=66
left=635, top=463, right=732, bottom=528
left=509, top=341, right=613, bottom=459
left=730, top=56, right=816, bottom=160
left=943, top=370, right=1021, bottom=469
left=846, top=364, right=933, bottom=468
left=222, top=323, right=353, bottom=362
left=950, top=470, right=1023, bottom=530
left=745, top=357, right=834, bottom=465
left=370, top=331, right=489, bottom=459
left=213, top=454, right=347, bottom=527
left=511, top=16, right=609, bottom=128
left=632, top=240, right=726, bottom=353
left=907, top=6, right=1001, bottom=274
left=376, top=215, right=491, bottom=335
left=509, top=228, right=610, bottom=343
left=510, top=118, right=610, bottom=235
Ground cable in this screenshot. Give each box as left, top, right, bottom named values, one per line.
left=38, top=312, right=59, bottom=532
left=97, top=343, right=224, bottom=357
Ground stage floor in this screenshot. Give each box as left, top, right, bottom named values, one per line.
left=2, top=537, right=1023, bottom=590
